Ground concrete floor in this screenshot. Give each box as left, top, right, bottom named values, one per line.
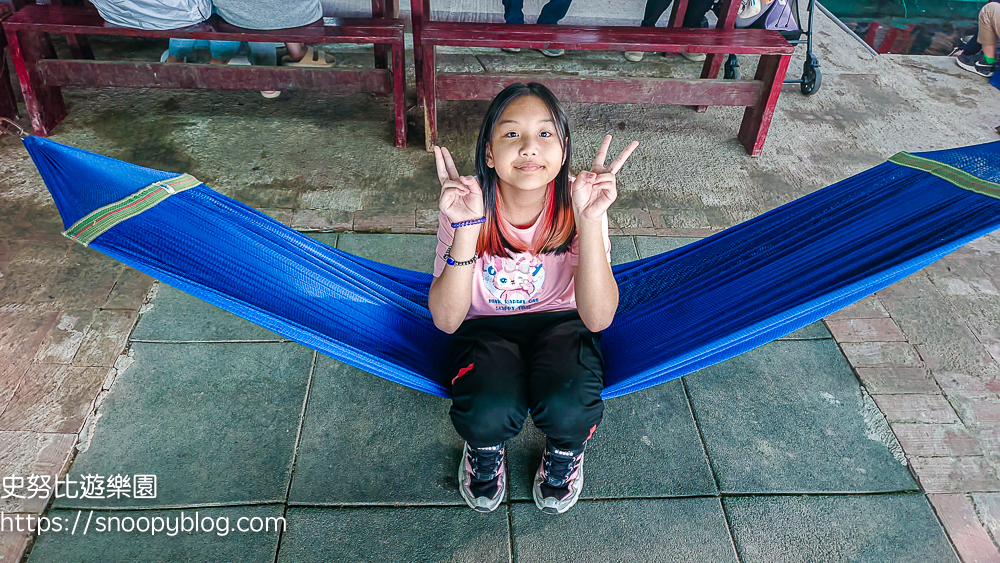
left=2, top=7, right=1000, bottom=562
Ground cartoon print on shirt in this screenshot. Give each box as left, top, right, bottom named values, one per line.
left=483, top=254, right=545, bottom=311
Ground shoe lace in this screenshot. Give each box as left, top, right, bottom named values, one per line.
left=543, top=448, right=581, bottom=488
left=469, top=446, right=504, bottom=482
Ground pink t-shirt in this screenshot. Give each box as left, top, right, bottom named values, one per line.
left=433, top=211, right=612, bottom=320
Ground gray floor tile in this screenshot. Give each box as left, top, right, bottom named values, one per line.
left=28, top=506, right=282, bottom=563
left=686, top=340, right=916, bottom=493
left=289, top=355, right=462, bottom=505
left=725, top=494, right=958, bottom=563
left=508, top=379, right=716, bottom=500
left=54, top=342, right=312, bottom=508
left=780, top=320, right=832, bottom=340
left=610, top=235, right=638, bottom=266
left=131, top=285, right=284, bottom=342
left=634, top=236, right=702, bottom=258
left=512, top=498, right=737, bottom=563
left=337, top=233, right=438, bottom=273
left=277, top=506, right=509, bottom=562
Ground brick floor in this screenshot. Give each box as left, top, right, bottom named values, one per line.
left=928, top=494, right=1000, bottom=563
left=831, top=237, right=1000, bottom=561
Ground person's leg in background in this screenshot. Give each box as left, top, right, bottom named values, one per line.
left=164, top=39, right=209, bottom=63
left=499, top=0, right=526, bottom=54
left=639, top=0, right=672, bottom=28
left=625, top=0, right=712, bottom=61
left=502, top=0, right=526, bottom=25
left=958, top=2, right=1000, bottom=77
left=682, top=0, right=715, bottom=28
left=532, top=0, right=573, bottom=56
left=208, top=40, right=242, bottom=63
left=981, top=2, right=999, bottom=60
left=536, top=0, right=573, bottom=25
left=284, top=43, right=308, bottom=61
left=247, top=42, right=280, bottom=66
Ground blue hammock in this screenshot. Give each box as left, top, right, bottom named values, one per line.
left=22, top=136, right=1000, bottom=399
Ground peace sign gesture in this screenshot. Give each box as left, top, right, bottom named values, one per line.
left=435, top=145, right=485, bottom=225
left=572, top=134, right=639, bottom=223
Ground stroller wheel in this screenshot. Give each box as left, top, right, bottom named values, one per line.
left=724, top=54, right=741, bottom=80
left=801, top=56, right=821, bottom=96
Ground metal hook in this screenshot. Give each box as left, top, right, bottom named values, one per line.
left=0, top=118, right=27, bottom=138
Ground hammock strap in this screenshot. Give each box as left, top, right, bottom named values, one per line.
left=62, top=174, right=202, bottom=246
left=889, top=152, right=1000, bottom=200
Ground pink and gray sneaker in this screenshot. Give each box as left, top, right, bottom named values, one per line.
left=458, top=442, right=506, bottom=512
left=532, top=442, right=586, bottom=514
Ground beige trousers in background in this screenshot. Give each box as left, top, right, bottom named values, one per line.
left=979, top=2, right=1000, bottom=47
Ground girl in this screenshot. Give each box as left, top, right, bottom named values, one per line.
left=427, top=82, right=638, bottom=514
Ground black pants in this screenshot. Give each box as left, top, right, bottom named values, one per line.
left=502, top=0, right=573, bottom=25
left=641, top=0, right=715, bottom=28
left=448, top=310, right=605, bottom=452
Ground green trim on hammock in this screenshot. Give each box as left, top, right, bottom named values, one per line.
left=890, top=152, right=1000, bottom=200
left=62, top=174, right=201, bottom=246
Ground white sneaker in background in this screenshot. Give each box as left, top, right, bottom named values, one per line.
left=739, top=0, right=762, bottom=18
left=681, top=52, right=707, bottom=62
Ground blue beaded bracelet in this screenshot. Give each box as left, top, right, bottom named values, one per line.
left=451, top=216, right=486, bottom=229
left=443, top=246, right=477, bottom=267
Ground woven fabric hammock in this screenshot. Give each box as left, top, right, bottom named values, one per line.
left=23, top=136, right=1000, bottom=399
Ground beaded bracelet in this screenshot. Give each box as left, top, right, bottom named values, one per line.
left=451, top=216, right=487, bottom=229
left=443, top=246, right=478, bottom=267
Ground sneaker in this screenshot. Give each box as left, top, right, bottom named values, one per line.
left=738, top=0, right=761, bottom=18
left=501, top=48, right=521, bottom=53
left=624, top=51, right=644, bottom=62
left=681, top=52, right=707, bottom=62
left=458, top=442, right=506, bottom=513
left=532, top=441, right=586, bottom=514
left=956, top=51, right=995, bottom=77
left=538, top=48, right=565, bottom=57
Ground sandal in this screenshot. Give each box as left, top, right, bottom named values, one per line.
left=228, top=56, right=281, bottom=98
left=282, top=46, right=335, bottom=68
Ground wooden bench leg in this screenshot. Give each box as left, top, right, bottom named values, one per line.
left=0, top=29, right=18, bottom=119
left=421, top=44, right=436, bottom=151
left=6, top=29, right=65, bottom=136
left=412, top=21, right=424, bottom=105
left=392, top=41, right=406, bottom=147
left=371, top=0, right=391, bottom=70
left=65, top=34, right=94, bottom=60
left=737, top=53, right=790, bottom=157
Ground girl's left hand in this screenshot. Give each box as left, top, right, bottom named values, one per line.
left=571, top=135, right=640, bottom=223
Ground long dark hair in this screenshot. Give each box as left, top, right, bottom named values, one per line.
left=474, top=82, right=576, bottom=259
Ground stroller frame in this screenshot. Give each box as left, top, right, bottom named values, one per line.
left=724, top=0, right=821, bottom=95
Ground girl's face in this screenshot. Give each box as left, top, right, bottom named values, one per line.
left=485, top=95, right=565, bottom=195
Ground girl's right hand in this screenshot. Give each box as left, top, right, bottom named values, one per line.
left=435, top=146, right=484, bottom=224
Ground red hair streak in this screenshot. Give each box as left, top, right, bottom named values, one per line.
left=478, top=180, right=576, bottom=258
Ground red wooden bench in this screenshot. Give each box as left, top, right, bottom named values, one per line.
left=412, top=0, right=793, bottom=156
left=3, top=4, right=408, bottom=146
left=0, top=4, right=17, bottom=120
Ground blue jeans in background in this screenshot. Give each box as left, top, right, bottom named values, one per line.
left=502, top=0, right=573, bottom=25
left=167, top=39, right=280, bottom=65
left=168, top=38, right=242, bottom=61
